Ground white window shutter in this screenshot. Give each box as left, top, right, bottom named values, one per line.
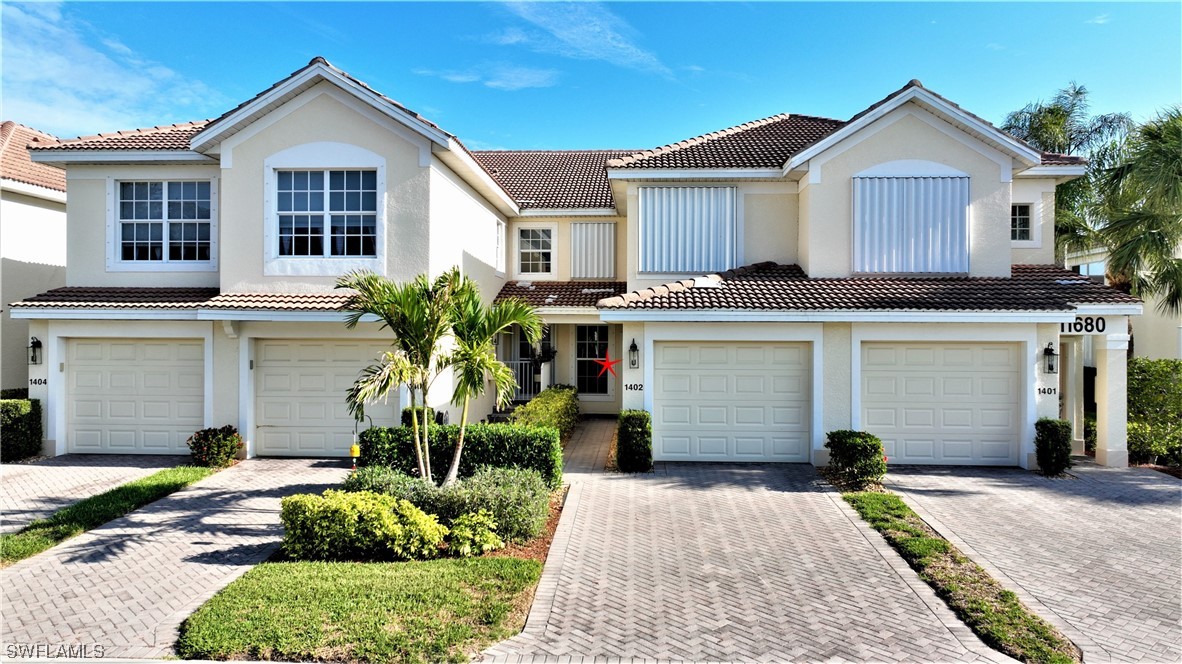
left=639, top=186, right=737, bottom=273
left=571, top=222, right=616, bottom=279
left=853, top=176, right=968, bottom=274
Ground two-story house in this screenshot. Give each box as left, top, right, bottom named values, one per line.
left=13, top=58, right=1141, bottom=469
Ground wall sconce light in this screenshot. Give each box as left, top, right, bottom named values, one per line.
left=1043, top=343, right=1058, bottom=375
left=27, top=337, right=42, bottom=365
left=628, top=339, right=639, bottom=369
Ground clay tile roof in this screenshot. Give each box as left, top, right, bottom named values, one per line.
left=205, top=292, right=352, bottom=310
left=1039, top=151, right=1087, bottom=166
left=597, top=263, right=1139, bottom=312
left=471, top=150, right=636, bottom=209
left=495, top=280, right=628, bottom=308
left=1, top=121, right=66, bottom=191
left=9, top=288, right=351, bottom=312
left=607, top=114, right=845, bottom=170
left=29, top=121, right=210, bottom=152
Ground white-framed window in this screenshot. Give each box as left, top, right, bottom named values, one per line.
left=852, top=175, right=969, bottom=274
left=639, top=186, right=737, bottom=273
left=107, top=177, right=218, bottom=272
left=575, top=324, right=611, bottom=396
left=263, top=142, right=386, bottom=277
left=514, top=222, right=556, bottom=278
left=495, top=220, right=506, bottom=274
left=1010, top=203, right=1037, bottom=245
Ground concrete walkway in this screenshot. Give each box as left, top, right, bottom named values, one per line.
left=485, top=420, right=1008, bottom=663
left=1, top=455, right=187, bottom=534
left=888, top=462, right=1182, bottom=663
left=1, top=458, right=346, bottom=659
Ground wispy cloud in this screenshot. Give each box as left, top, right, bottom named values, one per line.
left=1, top=2, right=229, bottom=137
left=1085, top=14, right=1111, bottom=25
left=414, top=63, right=560, bottom=91
left=986, top=43, right=1006, bottom=51
left=496, top=2, right=671, bottom=77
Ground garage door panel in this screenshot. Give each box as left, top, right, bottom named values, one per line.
left=862, top=342, right=1019, bottom=465
left=698, top=405, right=728, bottom=425
left=698, top=436, right=728, bottom=456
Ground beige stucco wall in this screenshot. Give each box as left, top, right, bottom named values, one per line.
left=1132, top=295, right=1182, bottom=359
left=1010, top=180, right=1058, bottom=265
left=507, top=215, right=626, bottom=282
left=802, top=103, right=1012, bottom=278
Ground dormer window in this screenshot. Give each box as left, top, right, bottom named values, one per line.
left=108, top=179, right=218, bottom=272
left=276, top=169, right=377, bottom=257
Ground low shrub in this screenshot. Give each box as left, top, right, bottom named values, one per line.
left=616, top=410, right=653, bottom=473
left=1, top=399, right=42, bottom=462
left=1127, top=358, right=1182, bottom=426
left=1084, top=415, right=1097, bottom=454
left=401, top=406, right=436, bottom=428
left=1035, top=418, right=1073, bottom=476
left=511, top=385, right=579, bottom=440
left=186, top=425, right=243, bottom=467
left=280, top=490, right=446, bottom=561
left=1127, top=421, right=1171, bottom=465
left=447, top=510, right=504, bottom=557
left=0, top=388, right=29, bottom=400
left=825, top=430, right=887, bottom=489
left=343, top=466, right=550, bottom=543
left=358, top=423, right=563, bottom=489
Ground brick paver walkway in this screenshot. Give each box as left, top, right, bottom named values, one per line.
left=1, top=455, right=187, bottom=534
left=486, top=420, right=1006, bottom=663
left=888, top=463, right=1182, bottom=663
left=1, top=458, right=346, bottom=659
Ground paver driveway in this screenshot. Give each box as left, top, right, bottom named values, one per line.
left=888, top=463, right=1182, bottom=663
left=1, top=454, right=187, bottom=534
left=1, top=458, right=346, bottom=659
left=487, top=420, right=1006, bottom=663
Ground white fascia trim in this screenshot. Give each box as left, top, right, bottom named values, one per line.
left=29, top=151, right=215, bottom=165
left=197, top=310, right=380, bottom=322
left=517, top=208, right=618, bottom=217
left=534, top=306, right=601, bottom=317
left=607, top=168, right=784, bottom=180
left=599, top=309, right=1078, bottom=323
left=11, top=308, right=201, bottom=320
left=192, top=63, right=450, bottom=151
left=786, top=88, right=1040, bottom=172
left=1070, top=303, right=1143, bottom=315
left=0, top=179, right=67, bottom=202
left=438, top=139, right=519, bottom=215
left=1016, top=165, right=1087, bottom=178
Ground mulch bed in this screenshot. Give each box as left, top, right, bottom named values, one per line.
left=1135, top=464, right=1182, bottom=479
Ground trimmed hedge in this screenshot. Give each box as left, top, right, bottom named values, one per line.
left=1127, top=358, right=1182, bottom=466
left=358, top=423, right=563, bottom=489
left=186, top=425, right=243, bottom=467
left=344, top=466, right=550, bottom=543
left=0, top=388, right=29, bottom=400
left=616, top=410, right=653, bottom=473
left=1035, top=418, right=1073, bottom=476
left=401, top=406, right=436, bottom=428
left=1128, top=421, right=1171, bottom=465
left=1, top=399, right=42, bottom=462
left=510, top=384, right=579, bottom=440
left=280, top=490, right=446, bottom=561
left=826, top=430, right=887, bottom=489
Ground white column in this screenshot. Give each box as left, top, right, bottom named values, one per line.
left=1095, top=333, right=1130, bottom=467
left=1065, top=338, right=1085, bottom=454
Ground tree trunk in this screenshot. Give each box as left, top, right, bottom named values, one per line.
left=442, top=398, right=470, bottom=486
left=408, top=387, right=427, bottom=479
left=420, top=380, right=434, bottom=483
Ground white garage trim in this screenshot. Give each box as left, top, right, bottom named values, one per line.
left=641, top=323, right=825, bottom=460
left=44, top=320, right=215, bottom=455
left=851, top=323, right=1038, bottom=468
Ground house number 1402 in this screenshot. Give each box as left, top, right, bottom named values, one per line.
left=625, top=383, right=644, bottom=391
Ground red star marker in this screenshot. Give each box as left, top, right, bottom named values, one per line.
left=594, top=350, right=622, bottom=377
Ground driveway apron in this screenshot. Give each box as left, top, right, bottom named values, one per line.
left=1, top=458, right=346, bottom=659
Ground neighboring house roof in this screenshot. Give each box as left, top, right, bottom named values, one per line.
left=28, top=121, right=210, bottom=152
left=0, top=121, right=66, bottom=191
left=495, top=280, right=628, bottom=308
left=597, top=263, right=1140, bottom=312
left=9, top=288, right=352, bottom=312
left=472, top=150, right=636, bottom=210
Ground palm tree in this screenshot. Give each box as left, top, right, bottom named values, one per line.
left=441, top=278, right=542, bottom=485
left=1002, top=83, right=1132, bottom=258
left=1097, top=107, right=1182, bottom=316
left=337, top=269, right=461, bottom=482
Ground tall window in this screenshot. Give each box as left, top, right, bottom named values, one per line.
left=118, top=181, right=212, bottom=262
left=1011, top=204, right=1032, bottom=241
left=518, top=227, right=553, bottom=275
left=496, top=220, right=506, bottom=272
left=277, top=169, right=377, bottom=257
left=575, top=325, right=610, bottom=395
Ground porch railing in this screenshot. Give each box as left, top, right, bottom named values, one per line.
left=507, top=360, right=540, bottom=403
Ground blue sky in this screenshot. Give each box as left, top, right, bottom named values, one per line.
left=3, top=2, right=1179, bottom=150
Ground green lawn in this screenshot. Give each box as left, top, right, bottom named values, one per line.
left=177, top=558, right=542, bottom=664
left=0, top=465, right=214, bottom=566
left=844, top=492, right=1080, bottom=664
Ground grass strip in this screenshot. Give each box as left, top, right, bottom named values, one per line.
left=0, top=465, right=214, bottom=565
left=844, top=491, right=1080, bottom=664
left=177, top=558, right=543, bottom=664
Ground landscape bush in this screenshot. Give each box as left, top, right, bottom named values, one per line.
left=825, top=430, right=888, bottom=489
left=343, top=465, right=550, bottom=542
left=0, top=399, right=42, bottom=462
left=186, top=425, right=243, bottom=467
left=401, top=406, right=436, bottom=428
left=358, top=423, right=563, bottom=489
left=1084, top=415, right=1097, bottom=454
left=1034, top=418, right=1073, bottom=476
left=280, top=490, right=446, bottom=561
left=1127, top=421, right=1172, bottom=465
left=1127, top=358, right=1182, bottom=466
left=0, top=388, right=29, bottom=400
left=510, top=384, right=579, bottom=440
left=616, top=410, right=653, bottom=473
left=446, top=510, right=504, bottom=557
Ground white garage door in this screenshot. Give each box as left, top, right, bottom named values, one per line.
left=255, top=340, right=399, bottom=457
left=653, top=341, right=810, bottom=461
left=67, top=339, right=204, bottom=454
left=861, top=342, right=1021, bottom=465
